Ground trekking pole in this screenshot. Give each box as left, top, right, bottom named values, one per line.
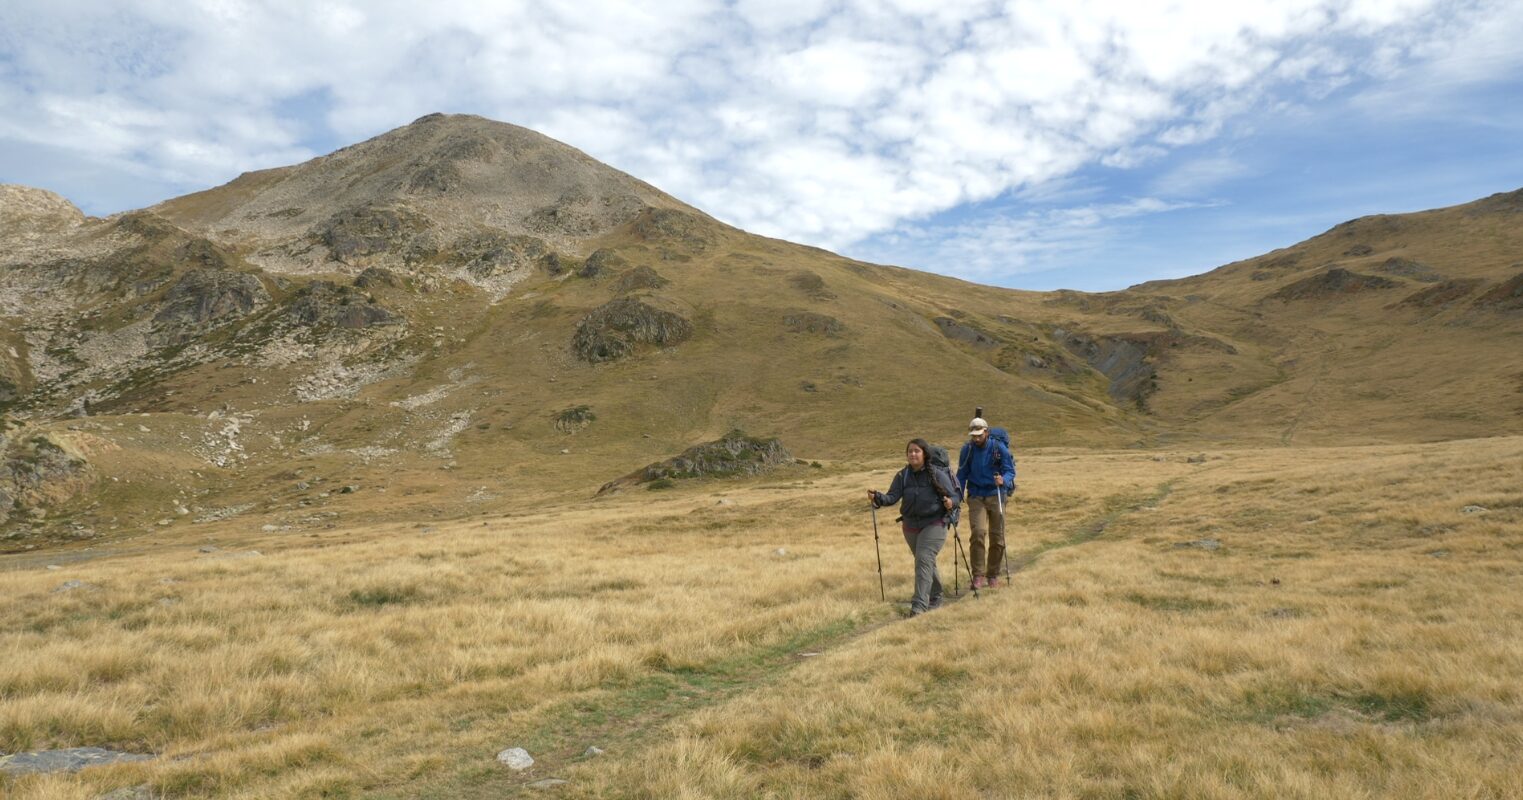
left=996, top=484, right=1011, bottom=587
left=953, top=521, right=978, bottom=598
left=870, top=504, right=885, bottom=601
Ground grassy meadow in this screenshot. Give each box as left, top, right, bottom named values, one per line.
left=3, top=436, right=1521, bottom=798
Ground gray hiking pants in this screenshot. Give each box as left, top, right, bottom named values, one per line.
left=902, top=521, right=946, bottom=614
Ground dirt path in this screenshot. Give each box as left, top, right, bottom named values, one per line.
left=446, top=481, right=1180, bottom=797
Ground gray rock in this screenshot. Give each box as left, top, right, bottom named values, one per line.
left=96, top=786, right=154, bottom=800
left=496, top=747, right=534, bottom=770
left=1175, top=538, right=1221, bottom=551
left=583, top=746, right=605, bottom=757
left=1186, top=454, right=1207, bottom=464
left=198, top=545, right=219, bottom=553
left=53, top=579, right=96, bottom=592
left=1461, top=505, right=1489, bottom=514
left=528, top=778, right=569, bottom=789
left=339, top=484, right=359, bottom=494
left=572, top=296, right=690, bottom=363
left=0, top=747, right=153, bottom=775
left=151, top=267, right=269, bottom=336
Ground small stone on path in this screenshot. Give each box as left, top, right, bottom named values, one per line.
left=497, top=747, right=534, bottom=770
left=583, top=746, right=605, bottom=757
left=1461, top=505, right=1488, bottom=514
left=528, top=778, right=569, bottom=789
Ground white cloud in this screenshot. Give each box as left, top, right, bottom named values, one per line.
left=859, top=196, right=1217, bottom=282
left=0, top=0, right=1508, bottom=257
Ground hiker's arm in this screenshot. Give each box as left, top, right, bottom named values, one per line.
left=874, top=471, right=905, bottom=507
left=935, top=470, right=960, bottom=509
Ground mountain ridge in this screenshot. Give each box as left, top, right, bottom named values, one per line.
left=1, top=113, right=1519, bottom=551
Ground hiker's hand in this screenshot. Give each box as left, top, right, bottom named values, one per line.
left=995, top=475, right=1004, bottom=487
left=942, top=496, right=953, bottom=510
left=866, top=490, right=879, bottom=506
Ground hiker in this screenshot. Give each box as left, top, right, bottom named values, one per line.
left=957, top=417, right=1015, bottom=588
left=867, top=438, right=960, bottom=616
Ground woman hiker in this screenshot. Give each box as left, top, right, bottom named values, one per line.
left=867, top=438, right=961, bottom=616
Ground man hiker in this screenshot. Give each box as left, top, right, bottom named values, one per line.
left=957, top=417, right=1015, bottom=589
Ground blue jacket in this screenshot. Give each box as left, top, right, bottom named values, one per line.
left=957, top=438, right=1015, bottom=498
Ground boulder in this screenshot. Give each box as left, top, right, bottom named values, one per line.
left=598, top=429, right=792, bottom=494
left=572, top=297, right=691, bottom=363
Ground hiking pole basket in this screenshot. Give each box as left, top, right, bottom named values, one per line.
left=870, top=504, right=885, bottom=601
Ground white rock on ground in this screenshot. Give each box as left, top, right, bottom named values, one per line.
left=496, top=747, right=534, bottom=770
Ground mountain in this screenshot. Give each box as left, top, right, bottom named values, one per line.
left=1, top=113, right=1519, bottom=550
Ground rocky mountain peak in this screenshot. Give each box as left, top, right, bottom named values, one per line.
left=150, top=113, right=699, bottom=280
left=0, top=184, right=87, bottom=243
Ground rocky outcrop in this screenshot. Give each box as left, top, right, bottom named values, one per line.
left=1267, top=268, right=1397, bottom=301
left=630, top=208, right=715, bottom=254
left=152, top=268, right=270, bottom=336
left=0, top=184, right=87, bottom=242
left=285, top=281, right=404, bottom=329
left=1, top=432, right=98, bottom=524
left=317, top=204, right=434, bottom=262
left=1472, top=272, right=1523, bottom=311
left=935, top=316, right=999, bottom=349
left=446, top=231, right=548, bottom=279
left=1393, top=279, right=1482, bottom=310
left=597, top=429, right=791, bottom=494
left=353, top=266, right=405, bottom=290
left=578, top=248, right=627, bottom=278
left=572, top=297, right=692, bottom=363
left=791, top=271, right=835, bottom=300
left=783, top=311, right=844, bottom=337
left=1378, top=257, right=1445, bottom=283
left=613, top=265, right=670, bottom=294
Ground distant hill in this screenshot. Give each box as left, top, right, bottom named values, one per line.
left=1, top=113, right=1519, bottom=549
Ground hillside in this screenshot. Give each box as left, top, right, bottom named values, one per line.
left=1, top=113, right=1520, bottom=551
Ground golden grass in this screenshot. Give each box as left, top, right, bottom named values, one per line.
left=3, top=437, right=1521, bottom=798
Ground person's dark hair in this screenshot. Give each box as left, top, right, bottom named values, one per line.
left=906, top=438, right=932, bottom=467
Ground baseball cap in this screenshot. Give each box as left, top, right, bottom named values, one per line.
left=968, top=417, right=989, bottom=433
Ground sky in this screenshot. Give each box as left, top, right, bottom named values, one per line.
left=1, top=1, right=1520, bottom=291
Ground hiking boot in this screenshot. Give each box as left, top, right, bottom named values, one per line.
left=984, top=575, right=999, bottom=588
left=928, top=595, right=944, bottom=610
left=971, top=576, right=986, bottom=590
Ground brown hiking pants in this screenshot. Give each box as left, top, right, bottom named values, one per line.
left=966, top=494, right=1006, bottom=579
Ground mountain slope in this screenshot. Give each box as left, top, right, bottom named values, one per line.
left=1, top=114, right=1519, bottom=550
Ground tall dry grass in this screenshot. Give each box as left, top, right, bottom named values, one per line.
left=2, top=438, right=1520, bottom=798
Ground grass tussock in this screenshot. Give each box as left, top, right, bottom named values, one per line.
left=1, top=437, right=1521, bottom=798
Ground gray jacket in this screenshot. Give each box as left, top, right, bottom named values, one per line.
left=875, top=465, right=960, bottom=528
